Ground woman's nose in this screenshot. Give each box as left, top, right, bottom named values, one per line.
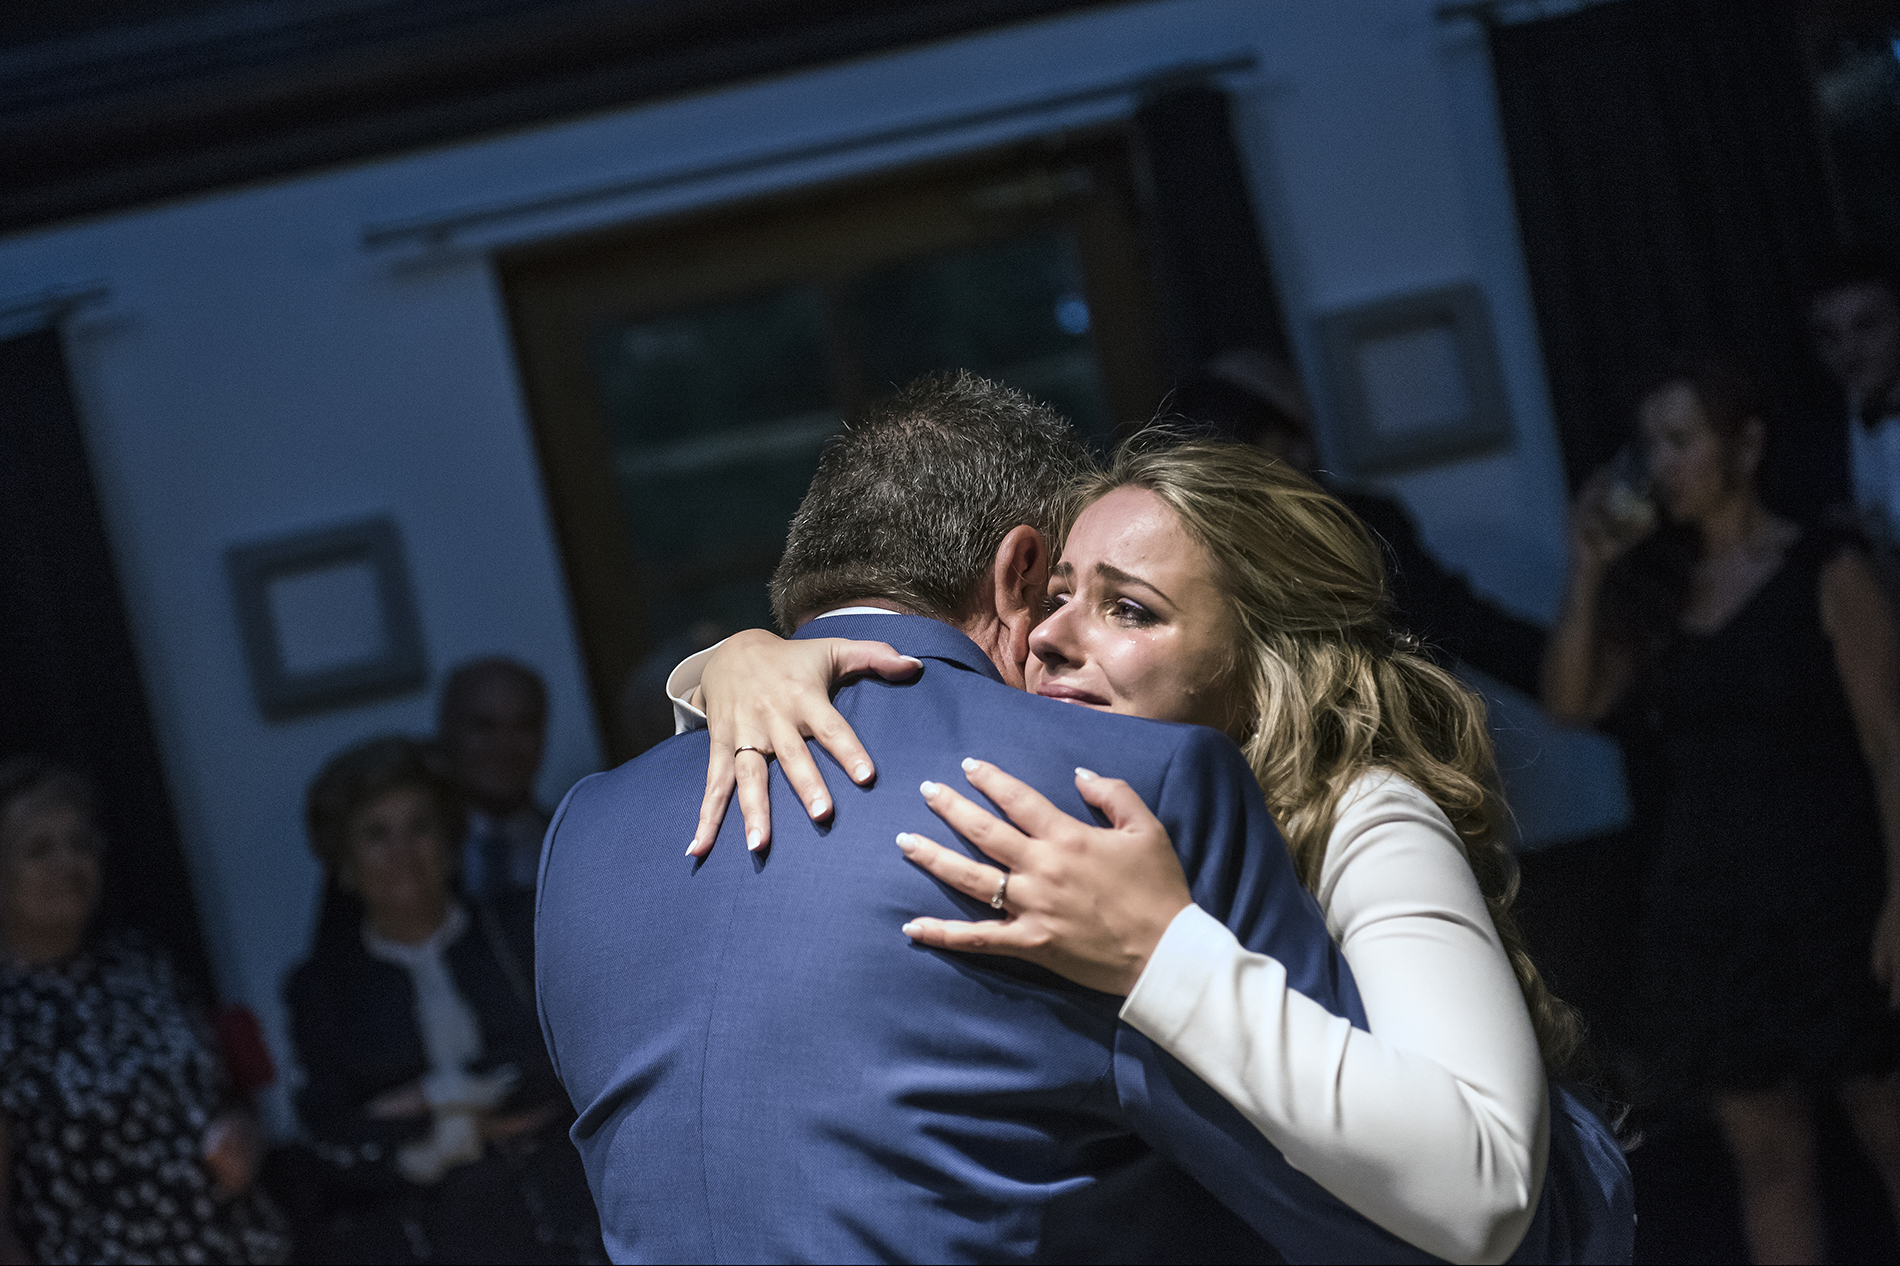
left=1029, top=602, right=1078, bottom=666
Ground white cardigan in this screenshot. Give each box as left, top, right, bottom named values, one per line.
left=668, top=648, right=1546, bottom=1263
left=1123, top=771, right=1547, bottom=1264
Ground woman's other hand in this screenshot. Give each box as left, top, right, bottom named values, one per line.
left=896, top=759, right=1191, bottom=996
left=364, top=1080, right=429, bottom=1120
left=690, top=630, right=921, bottom=858
left=480, top=1099, right=566, bottom=1145
left=1570, top=462, right=1654, bottom=576
left=1545, top=463, right=1646, bottom=725
left=200, top=1113, right=261, bottom=1196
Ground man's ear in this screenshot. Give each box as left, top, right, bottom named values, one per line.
left=991, top=524, right=1050, bottom=673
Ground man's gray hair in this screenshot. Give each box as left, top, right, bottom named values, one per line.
left=770, top=372, right=1093, bottom=631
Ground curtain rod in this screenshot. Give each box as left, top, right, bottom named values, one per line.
left=360, top=51, right=1257, bottom=257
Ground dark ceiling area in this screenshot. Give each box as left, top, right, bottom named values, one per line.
left=0, top=0, right=1124, bottom=236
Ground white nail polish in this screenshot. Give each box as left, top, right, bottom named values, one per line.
left=960, top=757, right=979, bottom=772
left=746, top=828, right=763, bottom=851
left=1075, top=766, right=1097, bottom=780
left=810, top=797, right=827, bottom=816
left=854, top=762, right=873, bottom=782
left=920, top=780, right=939, bottom=797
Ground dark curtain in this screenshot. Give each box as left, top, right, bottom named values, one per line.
left=1491, top=0, right=1847, bottom=517
left=1132, top=85, right=1296, bottom=381
left=0, top=328, right=213, bottom=995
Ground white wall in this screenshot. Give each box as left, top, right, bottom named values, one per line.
left=1226, top=1, right=1629, bottom=842
left=0, top=0, right=1625, bottom=1133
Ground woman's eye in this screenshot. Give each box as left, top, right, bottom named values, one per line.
left=1109, top=598, right=1156, bottom=626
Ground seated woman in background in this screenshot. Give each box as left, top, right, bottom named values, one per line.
left=1545, top=358, right=1900, bottom=1263
left=285, top=737, right=599, bottom=1265
left=0, top=756, right=286, bottom=1265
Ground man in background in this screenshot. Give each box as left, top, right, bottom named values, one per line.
left=1811, top=252, right=1900, bottom=546
left=439, top=657, right=549, bottom=900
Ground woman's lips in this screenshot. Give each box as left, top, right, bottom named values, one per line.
left=1036, top=681, right=1110, bottom=706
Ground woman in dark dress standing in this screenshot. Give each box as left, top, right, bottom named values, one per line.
left=1546, top=360, right=1900, bottom=1263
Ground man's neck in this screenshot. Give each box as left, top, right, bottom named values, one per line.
left=949, top=612, right=1024, bottom=688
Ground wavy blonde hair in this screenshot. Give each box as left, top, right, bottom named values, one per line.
left=1070, top=437, right=1582, bottom=1070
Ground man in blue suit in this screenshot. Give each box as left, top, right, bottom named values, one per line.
left=535, top=373, right=1422, bottom=1263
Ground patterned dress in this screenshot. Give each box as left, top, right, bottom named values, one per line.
left=0, top=932, right=287, bottom=1264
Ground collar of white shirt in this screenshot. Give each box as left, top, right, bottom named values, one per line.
left=362, top=900, right=469, bottom=968
left=813, top=606, right=903, bottom=618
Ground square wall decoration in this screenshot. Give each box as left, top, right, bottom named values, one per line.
left=1316, top=284, right=1515, bottom=475
left=226, top=516, right=427, bottom=719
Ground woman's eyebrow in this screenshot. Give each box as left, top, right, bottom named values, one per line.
left=1095, top=562, right=1175, bottom=606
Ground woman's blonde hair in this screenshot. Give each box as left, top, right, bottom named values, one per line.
left=1070, top=436, right=1582, bottom=1070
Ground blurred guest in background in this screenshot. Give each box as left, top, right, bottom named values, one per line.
left=618, top=619, right=731, bottom=757
left=1812, top=252, right=1900, bottom=556
left=1544, top=358, right=1900, bottom=1263
left=1170, top=348, right=1548, bottom=696
left=285, top=737, right=598, bottom=1264
left=439, top=658, right=549, bottom=900
left=0, top=756, right=286, bottom=1265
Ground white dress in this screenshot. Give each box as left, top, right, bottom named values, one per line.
left=1122, top=771, right=1546, bottom=1264
left=669, top=647, right=1547, bottom=1264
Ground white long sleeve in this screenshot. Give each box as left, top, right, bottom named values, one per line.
left=1120, top=771, right=1548, bottom=1265
left=666, top=644, right=717, bottom=734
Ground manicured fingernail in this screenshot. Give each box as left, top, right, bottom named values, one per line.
left=901, top=656, right=924, bottom=668
left=809, top=796, right=828, bottom=817
left=1076, top=766, right=1097, bottom=780
left=895, top=832, right=917, bottom=854
left=854, top=762, right=873, bottom=783
left=746, top=828, right=763, bottom=851
left=961, top=757, right=979, bottom=773
left=920, top=780, right=940, bottom=797
left=685, top=843, right=698, bottom=856
left=901, top=920, right=922, bottom=937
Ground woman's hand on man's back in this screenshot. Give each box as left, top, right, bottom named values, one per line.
left=896, top=759, right=1192, bottom=997
left=688, top=630, right=921, bottom=858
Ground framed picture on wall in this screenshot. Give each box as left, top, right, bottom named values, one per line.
left=1315, top=283, right=1514, bottom=475
left=226, top=515, right=427, bottom=719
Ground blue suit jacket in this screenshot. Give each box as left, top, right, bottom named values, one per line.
left=536, top=614, right=1632, bottom=1263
